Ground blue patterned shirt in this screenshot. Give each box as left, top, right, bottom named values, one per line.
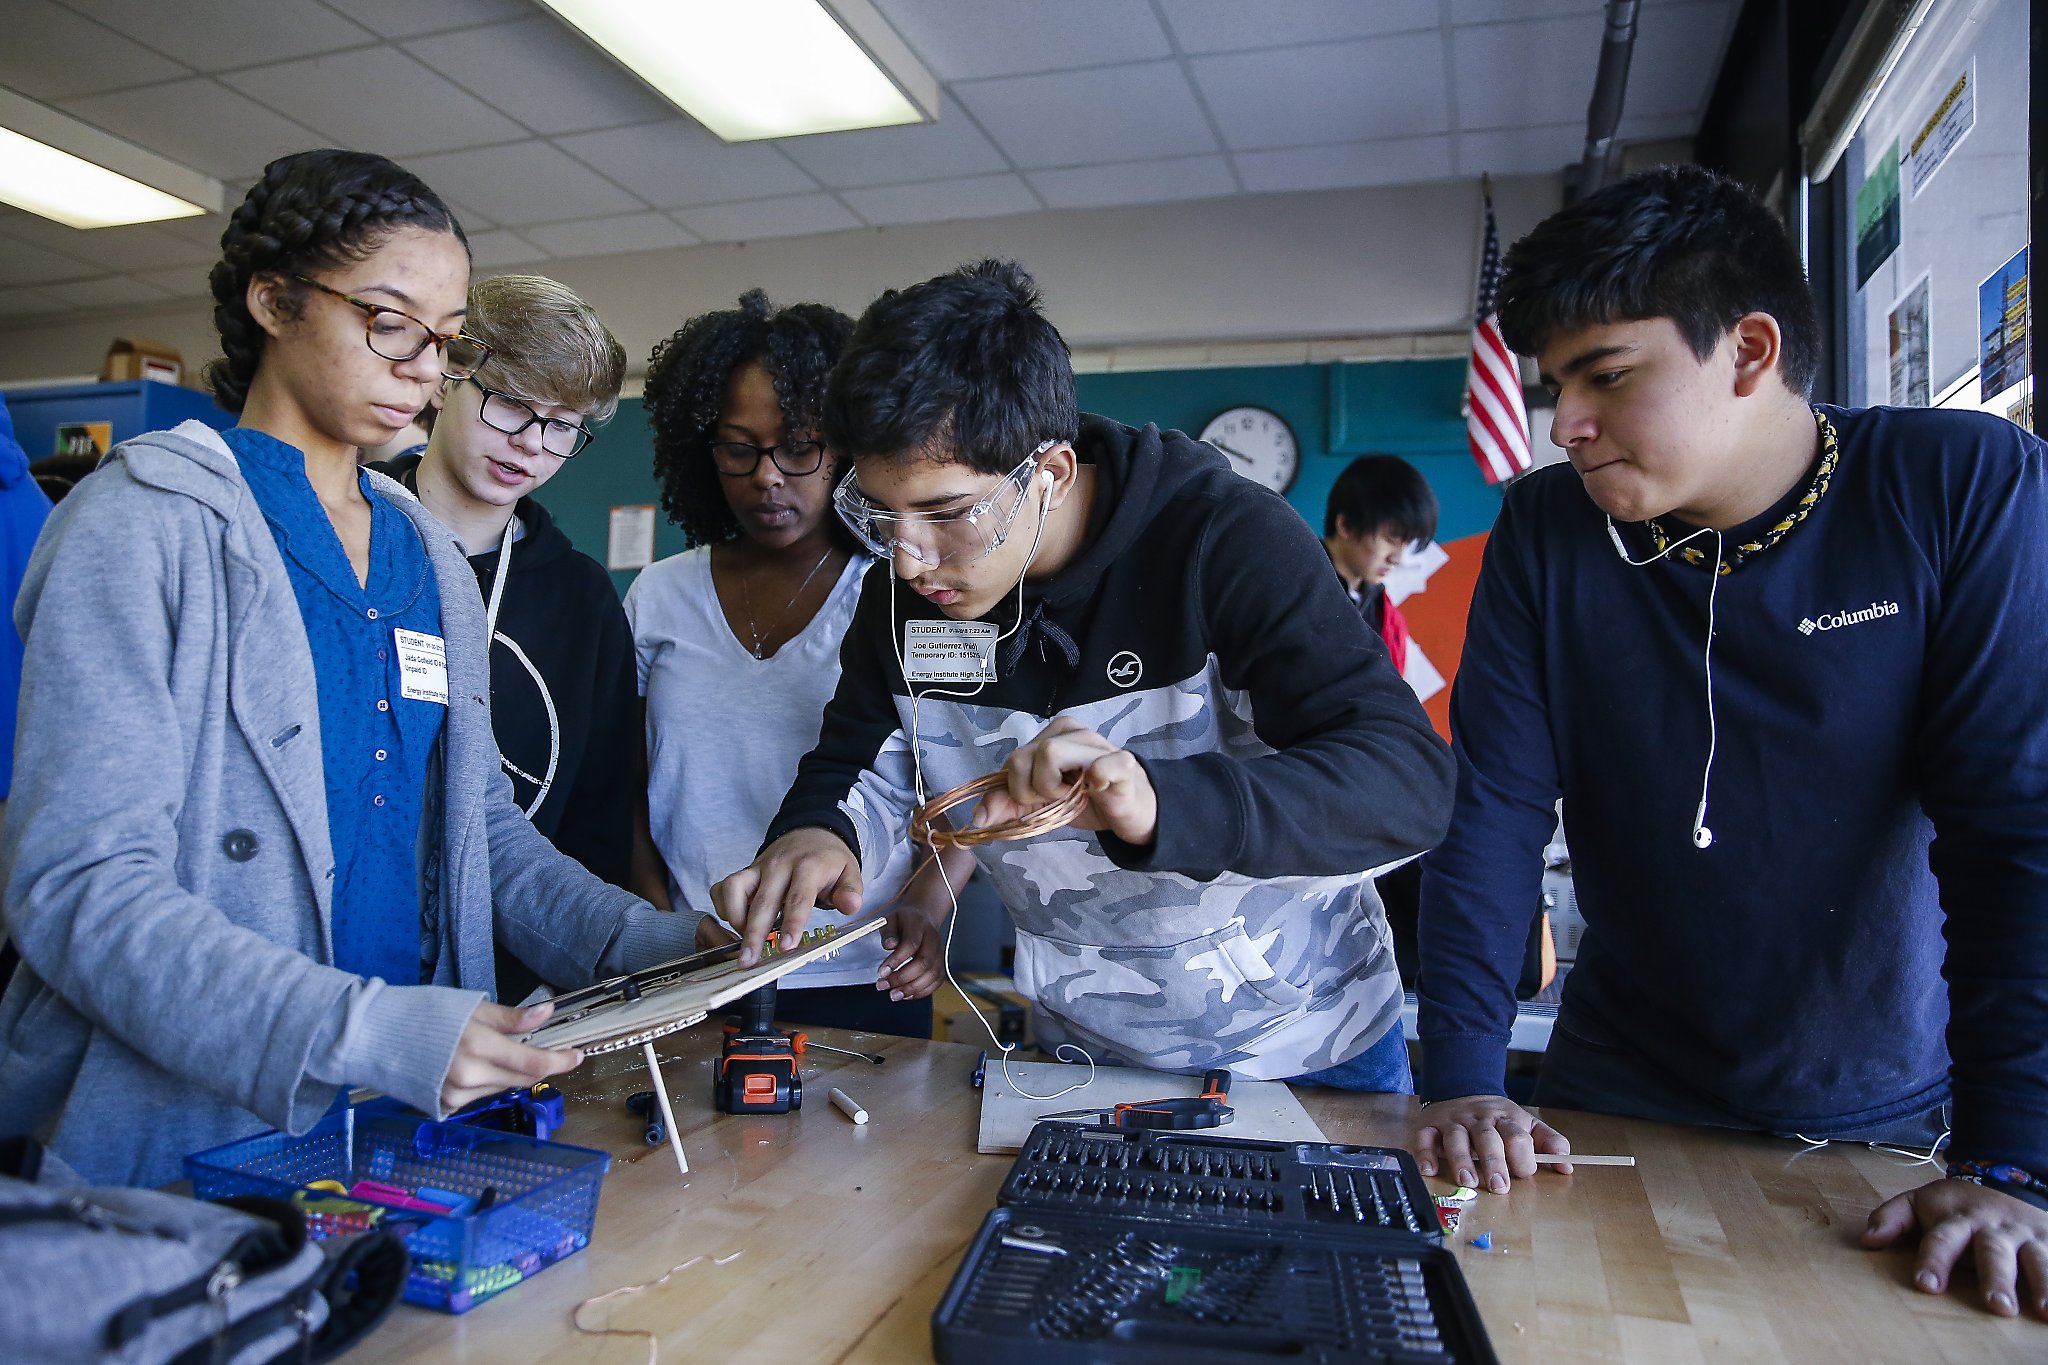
left=225, top=428, right=444, bottom=986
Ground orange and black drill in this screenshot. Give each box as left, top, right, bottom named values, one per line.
left=714, top=982, right=802, bottom=1114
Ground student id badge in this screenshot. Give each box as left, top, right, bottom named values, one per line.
left=902, top=619, right=999, bottom=684
left=392, top=627, right=449, bottom=705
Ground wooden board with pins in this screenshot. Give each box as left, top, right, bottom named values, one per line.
left=523, top=913, right=891, bottom=1055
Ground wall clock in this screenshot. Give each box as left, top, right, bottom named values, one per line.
left=1198, top=405, right=1299, bottom=493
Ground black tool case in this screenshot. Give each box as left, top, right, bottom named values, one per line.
left=933, top=1122, right=1498, bottom=1364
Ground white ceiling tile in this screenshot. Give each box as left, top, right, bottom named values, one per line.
left=956, top=62, right=1216, bottom=169
left=0, top=286, right=67, bottom=318
left=522, top=211, right=696, bottom=258
left=400, top=140, right=645, bottom=227
left=554, top=121, right=818, bottom=210
left=1027, top=155, right=1237, bottom=210
left=1620, top=111, right=1707, bottom=143
left=40, top=276, right=179, bottom=309
left=0, top=211, right=218, bottom=273
left=839, top=173, right=1039, bottom=227
left=464, top=228, right=549, bottom=267
left=320, top=0, right=533, bottom=39
left=675, top=194, right=864, bottom=243
left=776, top=96, right=1007, bottom=189
left=871, top=0, right=1170, bottom=81
left=1193, top=32, right=1451, bottom=149
left=1618, top=2, right=1740, bottom=120
left=1451, top=0, right=1703, bottom=22
left=1235, top=136, right=1455, bottom=193
left=1454, top=122, right=1585, bottom=177
left=59, top=79, right=324, bottom=183
left=129, top=266, right=217, bottom=298
left=222, top=48, right=527, bottom=158
left=58, top=0, right=373, bottom=71
left=405, top=16, right=675, bottom=136
left=147, top=213, right=234, bottom=250
left=0, top=0, right=189, bottom=99
left=0, top=237, right=96, bottom=287
left=1452, top=15, right=1602, bottom=129
left=1159, top=0, right=1439, bottom=53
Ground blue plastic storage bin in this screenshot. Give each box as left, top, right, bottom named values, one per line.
left=185, top=1101, right=610, bottom=1313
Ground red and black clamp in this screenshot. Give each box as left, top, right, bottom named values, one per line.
left=1045, top=1068, right=1234, bottom=1131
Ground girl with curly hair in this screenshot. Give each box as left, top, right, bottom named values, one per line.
left=629, top=291, right=971, bottom=1036
left=0, top=150, right=696, bottom=1185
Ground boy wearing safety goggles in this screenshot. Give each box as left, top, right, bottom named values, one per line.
left=712, top=260, right=1454, bottom=1089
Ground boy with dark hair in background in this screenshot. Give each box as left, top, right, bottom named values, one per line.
left=1323, top=452, right=1437, bottom=681
left=715, top=260, right=1454, bottom=1089
left=1413, top=164, right=2048, bottom=1318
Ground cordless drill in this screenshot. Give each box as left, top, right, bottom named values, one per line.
left=714, top=981, right=802, bottom=1114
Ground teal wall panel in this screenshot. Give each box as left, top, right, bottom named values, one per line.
left=1076, top=359, right=1503, bottom=543
left=533, top=358, right=1507, bottom=600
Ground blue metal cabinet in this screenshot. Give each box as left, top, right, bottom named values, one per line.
left=0, top=379, right=231, bottom=462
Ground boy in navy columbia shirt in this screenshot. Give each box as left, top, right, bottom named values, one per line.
left=1413, top=165, right=2048, bottom=1320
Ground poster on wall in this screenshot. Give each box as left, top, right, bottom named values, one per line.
left=1978, top=247, right=2030, bottom=400
left=1889, top=275, right=1932, bottom=407
left=1855, top=140, right=1901, bottom=288
left=1905, top=61, right=1974, bottom=198
left=606, top=503, right=656, bottom=571
left=53, top=421, right=112, bottom=458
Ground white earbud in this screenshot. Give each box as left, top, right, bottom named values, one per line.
left=1040, top=469, right=1055, bottom=489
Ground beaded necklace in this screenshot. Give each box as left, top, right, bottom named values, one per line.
left=1645, top=408, right=1838, bottom=576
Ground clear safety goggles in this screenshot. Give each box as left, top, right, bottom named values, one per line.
left=832, top=439, right=1056, bottom=567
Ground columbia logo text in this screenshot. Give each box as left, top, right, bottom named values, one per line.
left=1798, top=601, right=1900, bottom=635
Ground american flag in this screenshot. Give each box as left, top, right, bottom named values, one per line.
left=1465, top=184, right=1533, bottom=484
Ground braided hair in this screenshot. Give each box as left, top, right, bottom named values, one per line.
left=204, top=149, right=468, bottom=414
left=644, top=290, right=856, bottom=549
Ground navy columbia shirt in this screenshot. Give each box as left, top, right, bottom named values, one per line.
left=1417, top=405, right=2048, bottom=1172
left=226, top=428, right=444, bottom=988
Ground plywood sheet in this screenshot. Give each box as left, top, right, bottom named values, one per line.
left=525, top=914, right=889, bottom=1054
left=976, top=1060, right=1327, bottom=1154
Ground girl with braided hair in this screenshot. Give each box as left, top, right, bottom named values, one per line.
left=0, top=150, right=697, bottom=1186
left=628, top=291, right=971, bottom=1036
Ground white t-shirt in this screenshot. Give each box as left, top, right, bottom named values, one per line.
left=626, top=547, right=912, bottom=988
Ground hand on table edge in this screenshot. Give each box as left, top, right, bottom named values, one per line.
left=1864, top=1173, right=2048, bottom=1319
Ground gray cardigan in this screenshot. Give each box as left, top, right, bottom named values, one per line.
left=0, top=422, right=689, bottom=1186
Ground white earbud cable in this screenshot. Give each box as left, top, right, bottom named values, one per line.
left=887, top=465, right=1097, bottom=1100
left=1607, top=516, right=1722, bottom=851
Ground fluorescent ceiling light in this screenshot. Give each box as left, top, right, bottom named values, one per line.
left=537, top=0, right=938, bottom=142
left=0, top=88, right=221, bottom=229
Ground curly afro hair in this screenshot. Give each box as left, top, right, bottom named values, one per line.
left=643, top=289, right=856, bottom=549
left=204, top=149, right=467, bottom=414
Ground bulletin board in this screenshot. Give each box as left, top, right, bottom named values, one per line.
left=1841, top=0, right=2031, bottom=423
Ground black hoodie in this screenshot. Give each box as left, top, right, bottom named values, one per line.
left=766, top=415, right=1454, bottom=1077
left=372, top=455, right=639, bottom=1000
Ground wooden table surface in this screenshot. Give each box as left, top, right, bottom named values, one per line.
left=348, top=1028, right=2042, bottom=1364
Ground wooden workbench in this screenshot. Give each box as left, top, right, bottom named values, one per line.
left=346, top=1028, right=2042, bottom=1363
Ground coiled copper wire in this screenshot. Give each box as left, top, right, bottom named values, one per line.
left=909, top=771, right=1089, bottom=849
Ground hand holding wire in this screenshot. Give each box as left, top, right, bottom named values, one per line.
left=973, top=716, right=1158, bottom=846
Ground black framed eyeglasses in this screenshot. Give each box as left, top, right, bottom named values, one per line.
left=465, top=377, right=594, bottom=459
left=709, top=439, right=827, bottom=478
left=291, top=274, right=492, bottom=379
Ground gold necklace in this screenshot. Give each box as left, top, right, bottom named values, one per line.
left=736, top=546, right=835, bottom=659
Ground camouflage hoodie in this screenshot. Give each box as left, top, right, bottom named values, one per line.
left=767, top=415, right=1454, bottom=1078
